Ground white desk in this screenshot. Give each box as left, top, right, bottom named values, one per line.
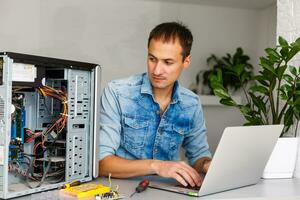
left=11, top=176, right=300, bottom=200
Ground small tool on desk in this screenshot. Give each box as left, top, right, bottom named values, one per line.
left=130, top=179, right=149, bottom=198
left=62, top=180, right=81, bottom=189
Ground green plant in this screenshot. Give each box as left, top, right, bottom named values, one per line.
left=210, top=36, right=300, bottom=136
left=196, top=48, right=254, bottom=94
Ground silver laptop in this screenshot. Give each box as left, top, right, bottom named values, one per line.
left=149, top=125, right=284, bottom=197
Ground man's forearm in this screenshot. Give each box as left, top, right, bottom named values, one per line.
left=100, top=155, right=204, bottom=187
left=99, top=155, right=157, bottom=178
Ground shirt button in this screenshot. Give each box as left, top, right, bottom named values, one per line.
left=157, top=128, right=161, bottom=133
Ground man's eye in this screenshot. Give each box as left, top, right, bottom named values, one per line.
left=165, top=61, right=173, bottom=65
left=149, top=57, right=156, bottom=62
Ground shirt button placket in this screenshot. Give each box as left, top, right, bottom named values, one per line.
left=157, top=128, right=161, bottom=135
left=153, top=145, right=158, bottom=158
left=153, top=127, right=162, bottom=158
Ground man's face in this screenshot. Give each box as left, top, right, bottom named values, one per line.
left=147, top=38, right=191, bottom=90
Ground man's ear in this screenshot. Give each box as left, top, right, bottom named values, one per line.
left=183, top=55, right=191, bottom=69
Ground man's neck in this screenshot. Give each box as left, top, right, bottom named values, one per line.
left=153, top=85, right=173, bottom=101
left=153, top=84, right=174, bottom=114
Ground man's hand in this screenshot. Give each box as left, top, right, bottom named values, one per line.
left=202, top=160, right=211, bottom=173
left=150, top=160, right=203, bottom=187
left=192, top=157, right=211, bottom=175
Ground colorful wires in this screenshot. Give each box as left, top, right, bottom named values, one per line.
left=15, top=85, right=68, bottom=188
left=37, top=85, right=68, bottom=136
left=25, top=128, right=42, bottom=143
left=25, top=85, right=68, bottom=144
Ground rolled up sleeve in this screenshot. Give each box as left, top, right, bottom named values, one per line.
left=99, top=83, right=122, bottom=160
left=182, top=102, right=211, bottom=165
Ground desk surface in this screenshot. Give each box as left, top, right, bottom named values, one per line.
left=12, top=176, right=300, bottom=200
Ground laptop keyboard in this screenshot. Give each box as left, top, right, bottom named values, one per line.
left=175, top=184, right=200, bottom=191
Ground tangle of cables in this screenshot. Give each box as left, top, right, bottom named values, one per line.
left=8, top=85, right=68, bottom=188
left=25, top=85, right=68, bottom=144
left=37, top=85, right=68, bottom=135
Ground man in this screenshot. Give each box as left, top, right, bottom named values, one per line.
left=99, top=22, right=211, bottom=187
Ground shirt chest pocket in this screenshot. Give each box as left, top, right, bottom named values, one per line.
left=122, top=117, right=149, bottom=150
left=163, top=125, right=189, bottom=160
left=170, top=125, right=188, bottom=147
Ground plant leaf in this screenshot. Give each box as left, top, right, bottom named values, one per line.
left=249, top=93, right=267, bottom=114
left=279, top=36, right=288, bottom=47
left=284, top=107, right=294, bottom=128
left=233, top=64, right=245, bottom=76
left=241, top=72, right=251, bottom=83
left=295, top=37, right=300, bottom=46
left=283, top=74, right=293, bottom=84
left=259, top=57, right=276, bottom=74
left=280, top=90, right=288, bottom=100
left=220, top=99, right=236, bottom=106
left=250, top=85, right=269, bottom=95
left=239, top=105, right=252, bottom=116
left=213, top=88, right=230, bottom=99
left=216, top=68, right=223, bottom=82
left=276, top=65, right=287, bottom=80
left=287, top=44, right=300, bottom=61
left=289, top=65, right=297, bottom=76
left=280, top=47, right=289, bottom=59
left=294, top=106, right=300, bottom=120
left=244, top=115, right=264, bottom=125
left=254, top=75, right=269, bottom=87
left=265, top=48, right=280, bottom=60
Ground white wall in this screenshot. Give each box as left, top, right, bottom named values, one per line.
left=1, top=0, right=266, bottom=87
left=276, top=0, right=300, bottom=178
left=255, top=3, right=277, bottom=73
left=0, top=0, right=276, bottom=153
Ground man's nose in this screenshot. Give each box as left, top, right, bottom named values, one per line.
left=153, top=62, right=163, bottom=75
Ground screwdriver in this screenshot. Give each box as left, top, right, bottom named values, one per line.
left=62, top=180, right=81, bottom=189
left=130, top=179, right=150, bottom=198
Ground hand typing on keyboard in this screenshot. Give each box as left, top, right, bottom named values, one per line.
left=175, top=184, right=201, bottom=191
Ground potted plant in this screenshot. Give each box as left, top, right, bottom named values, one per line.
left=193, top=48, right=254, bottom=95
left=209, top=36, right=300, bottom=178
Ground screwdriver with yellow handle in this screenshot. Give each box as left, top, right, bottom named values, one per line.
left=62, top=180, right=81, bottom=189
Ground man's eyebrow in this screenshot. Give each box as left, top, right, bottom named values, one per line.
left=148, top=53, right=175, bottom=62
left=148, top=53, right=156, bottom=58
left=164, top=58, right=175, bottom=62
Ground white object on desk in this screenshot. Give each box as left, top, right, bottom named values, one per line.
left=263, top=137, right=298, bottom=179
left=292, top=125, right=300, bottom=178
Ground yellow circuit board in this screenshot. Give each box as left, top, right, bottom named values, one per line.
left=62, top=183, right=111, bottom=198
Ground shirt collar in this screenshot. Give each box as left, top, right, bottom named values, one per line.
left=141, top=73, right=181, bottom=104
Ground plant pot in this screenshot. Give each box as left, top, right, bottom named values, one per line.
left=262, top=137, right=298, bottom=179
left=293, top=124, right=300, bottom=178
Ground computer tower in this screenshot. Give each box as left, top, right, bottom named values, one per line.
left=0, top=52, right=101, bottom=199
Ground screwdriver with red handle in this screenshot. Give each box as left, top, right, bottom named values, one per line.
left=130, top=179, right=150, bottom=198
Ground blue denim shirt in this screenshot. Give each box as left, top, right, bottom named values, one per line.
left=99, top=73, right=211, bottom=165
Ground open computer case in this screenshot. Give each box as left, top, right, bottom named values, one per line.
left=0, top=52, right=101, bottom=199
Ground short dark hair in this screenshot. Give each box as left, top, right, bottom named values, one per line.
left=148, top=22, right=193, bottom=60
